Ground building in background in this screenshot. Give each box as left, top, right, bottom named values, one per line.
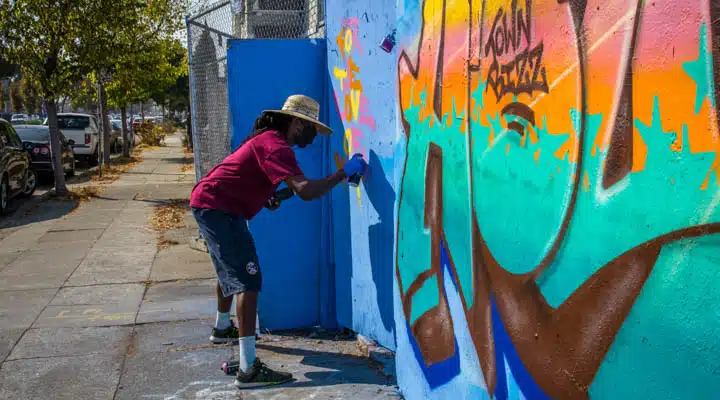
left=232, top=0, right=324, bottom=39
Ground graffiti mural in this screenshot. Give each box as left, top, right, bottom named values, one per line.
left=396, top=0, right=720, bottom=398
left=333, top=18, right=377, bottom=206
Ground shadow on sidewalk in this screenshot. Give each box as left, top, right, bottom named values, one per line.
left=254, top=342, right=395, bottom=390
left=0, top=198, right=79, bottom=230
left=159, top=156, right=191, bottom=165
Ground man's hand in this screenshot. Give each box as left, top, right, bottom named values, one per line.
left=342, top=153, right=368, bottom=177
left=265, top=196, right=281, bottom=211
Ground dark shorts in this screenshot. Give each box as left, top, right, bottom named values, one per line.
left=192, top=207, right=261, bottom=296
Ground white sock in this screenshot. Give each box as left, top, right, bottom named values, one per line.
left=215, top=311, right=231, bottom=330
left=238, top=336, right=256, bottom=373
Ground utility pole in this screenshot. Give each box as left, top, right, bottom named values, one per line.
left=97, top=82, right=103, bottom=178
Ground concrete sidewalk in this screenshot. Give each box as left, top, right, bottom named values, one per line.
left=0, top=134, right=398, bottom=399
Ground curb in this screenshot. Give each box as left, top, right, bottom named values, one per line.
left=357, top=334, right=396, bottom=379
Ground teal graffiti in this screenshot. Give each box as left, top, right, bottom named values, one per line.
left=682, top=24, right=716, bottom=114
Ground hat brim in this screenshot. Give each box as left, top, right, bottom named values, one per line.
left=264, top=110, right=333, bottom=135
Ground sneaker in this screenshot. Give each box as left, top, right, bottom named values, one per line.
left=210, top=323, right=239, bottom=344
left=234, top=358, right=293, bottom=389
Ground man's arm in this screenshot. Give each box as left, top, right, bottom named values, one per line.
left=285, top=170, right=348, bottom=201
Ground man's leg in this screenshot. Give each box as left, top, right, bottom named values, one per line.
left=234, top=291, right=291, bottom=388
left=215, top=282, right=233, bottom=330
left=236, top=291, right=258, bottom=372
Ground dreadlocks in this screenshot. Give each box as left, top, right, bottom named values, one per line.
left=238, top=112, right=294, bottom=149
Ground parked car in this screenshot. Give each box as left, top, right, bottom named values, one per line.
left=131, top=117, right=144, bottom=131
left=109, top=119, right=124, bottom=153
left=10, top=114, right=27, bottom=124
left=14, top=125, right=76, bottom=178
left=44, top=113, right=100, bottom=166
left=0, top=119, right=37, bottom=214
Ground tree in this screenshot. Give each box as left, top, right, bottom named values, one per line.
left=92, top=0, right=185, bottom=161
left=8, top=80, right=23, bottom=113
left=163, top=50, right=191, bottom=149
left=105, top=1, right=185, bottom=157
left=107, top=40, right=184, bottom=156
left=0, top=81, right=5, bottom=113
left=0, top=0, right=107, bottom=195
left=0, top=0, right=185, bottom=192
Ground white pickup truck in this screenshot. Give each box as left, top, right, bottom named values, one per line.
left=44, top=113, right=100, bottom=165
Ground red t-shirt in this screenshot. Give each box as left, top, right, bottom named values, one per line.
left=190, top=130, right=303, bottom=219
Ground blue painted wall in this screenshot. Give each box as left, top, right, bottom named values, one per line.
left=325, top=0, right=400, bottom=351
left=226, top=39, right=332, bottom=330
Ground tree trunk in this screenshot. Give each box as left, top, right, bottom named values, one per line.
left=45, top=100, right=68, bottom=196
left=140, top=103, right=144, bottom=119
left=99, top=82, right=111, bottom=164
left=0, top=81, right=5, bottom=112
left=121, top=106, right=130, bottom=157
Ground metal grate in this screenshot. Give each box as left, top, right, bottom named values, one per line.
left=186, top=0, right=325, bottom=181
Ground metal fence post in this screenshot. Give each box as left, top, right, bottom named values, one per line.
left=186, top=14, right=203, bottom=184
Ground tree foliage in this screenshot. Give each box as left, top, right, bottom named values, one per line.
left=149, top=43, right=189, bottom=114
left=68, top=76, right=95, bottom=112
left=106, top=39, right=186, bottom=110
left=105, top=4, right=186, bottom=111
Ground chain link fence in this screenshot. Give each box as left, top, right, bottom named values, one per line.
left=186, top=0, right=326, bottom=181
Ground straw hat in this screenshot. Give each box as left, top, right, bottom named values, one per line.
left=264, top=94, right=333, bottom=134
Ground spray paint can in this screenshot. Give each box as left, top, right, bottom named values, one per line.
left=221, top=360, right=239, bottom=375
left=274, top=187, right=294, bottom=201
left=379, top=29, right=397, bottom=53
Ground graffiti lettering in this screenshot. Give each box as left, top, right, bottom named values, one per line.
left=484, top=0, right=549, bottom=101
left=333, top=21, right=378, bottom=206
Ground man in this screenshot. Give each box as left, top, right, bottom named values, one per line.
left=190, top=94, right=367, bottom=388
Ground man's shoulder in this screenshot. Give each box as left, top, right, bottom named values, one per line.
left=252, top=130, right=292, bottom=155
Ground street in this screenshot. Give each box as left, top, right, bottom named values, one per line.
left=0, top=133, right=398, bottom=400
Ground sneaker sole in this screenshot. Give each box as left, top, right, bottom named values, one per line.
left=234, top=377, right=293, bottom=389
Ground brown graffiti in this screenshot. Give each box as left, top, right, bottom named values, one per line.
left=407, top=143, right=456, bottom=365
left=485, top=0, right=549, bottom=101
left=502, top=102, right=536, bottom=136
left=471, top=215, right=720, bottom=399
left=433, top=0, right=449, bottom=121
left=713, top=0, right=720, bottom=116
left=602, top=0, right=643, bottom=189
